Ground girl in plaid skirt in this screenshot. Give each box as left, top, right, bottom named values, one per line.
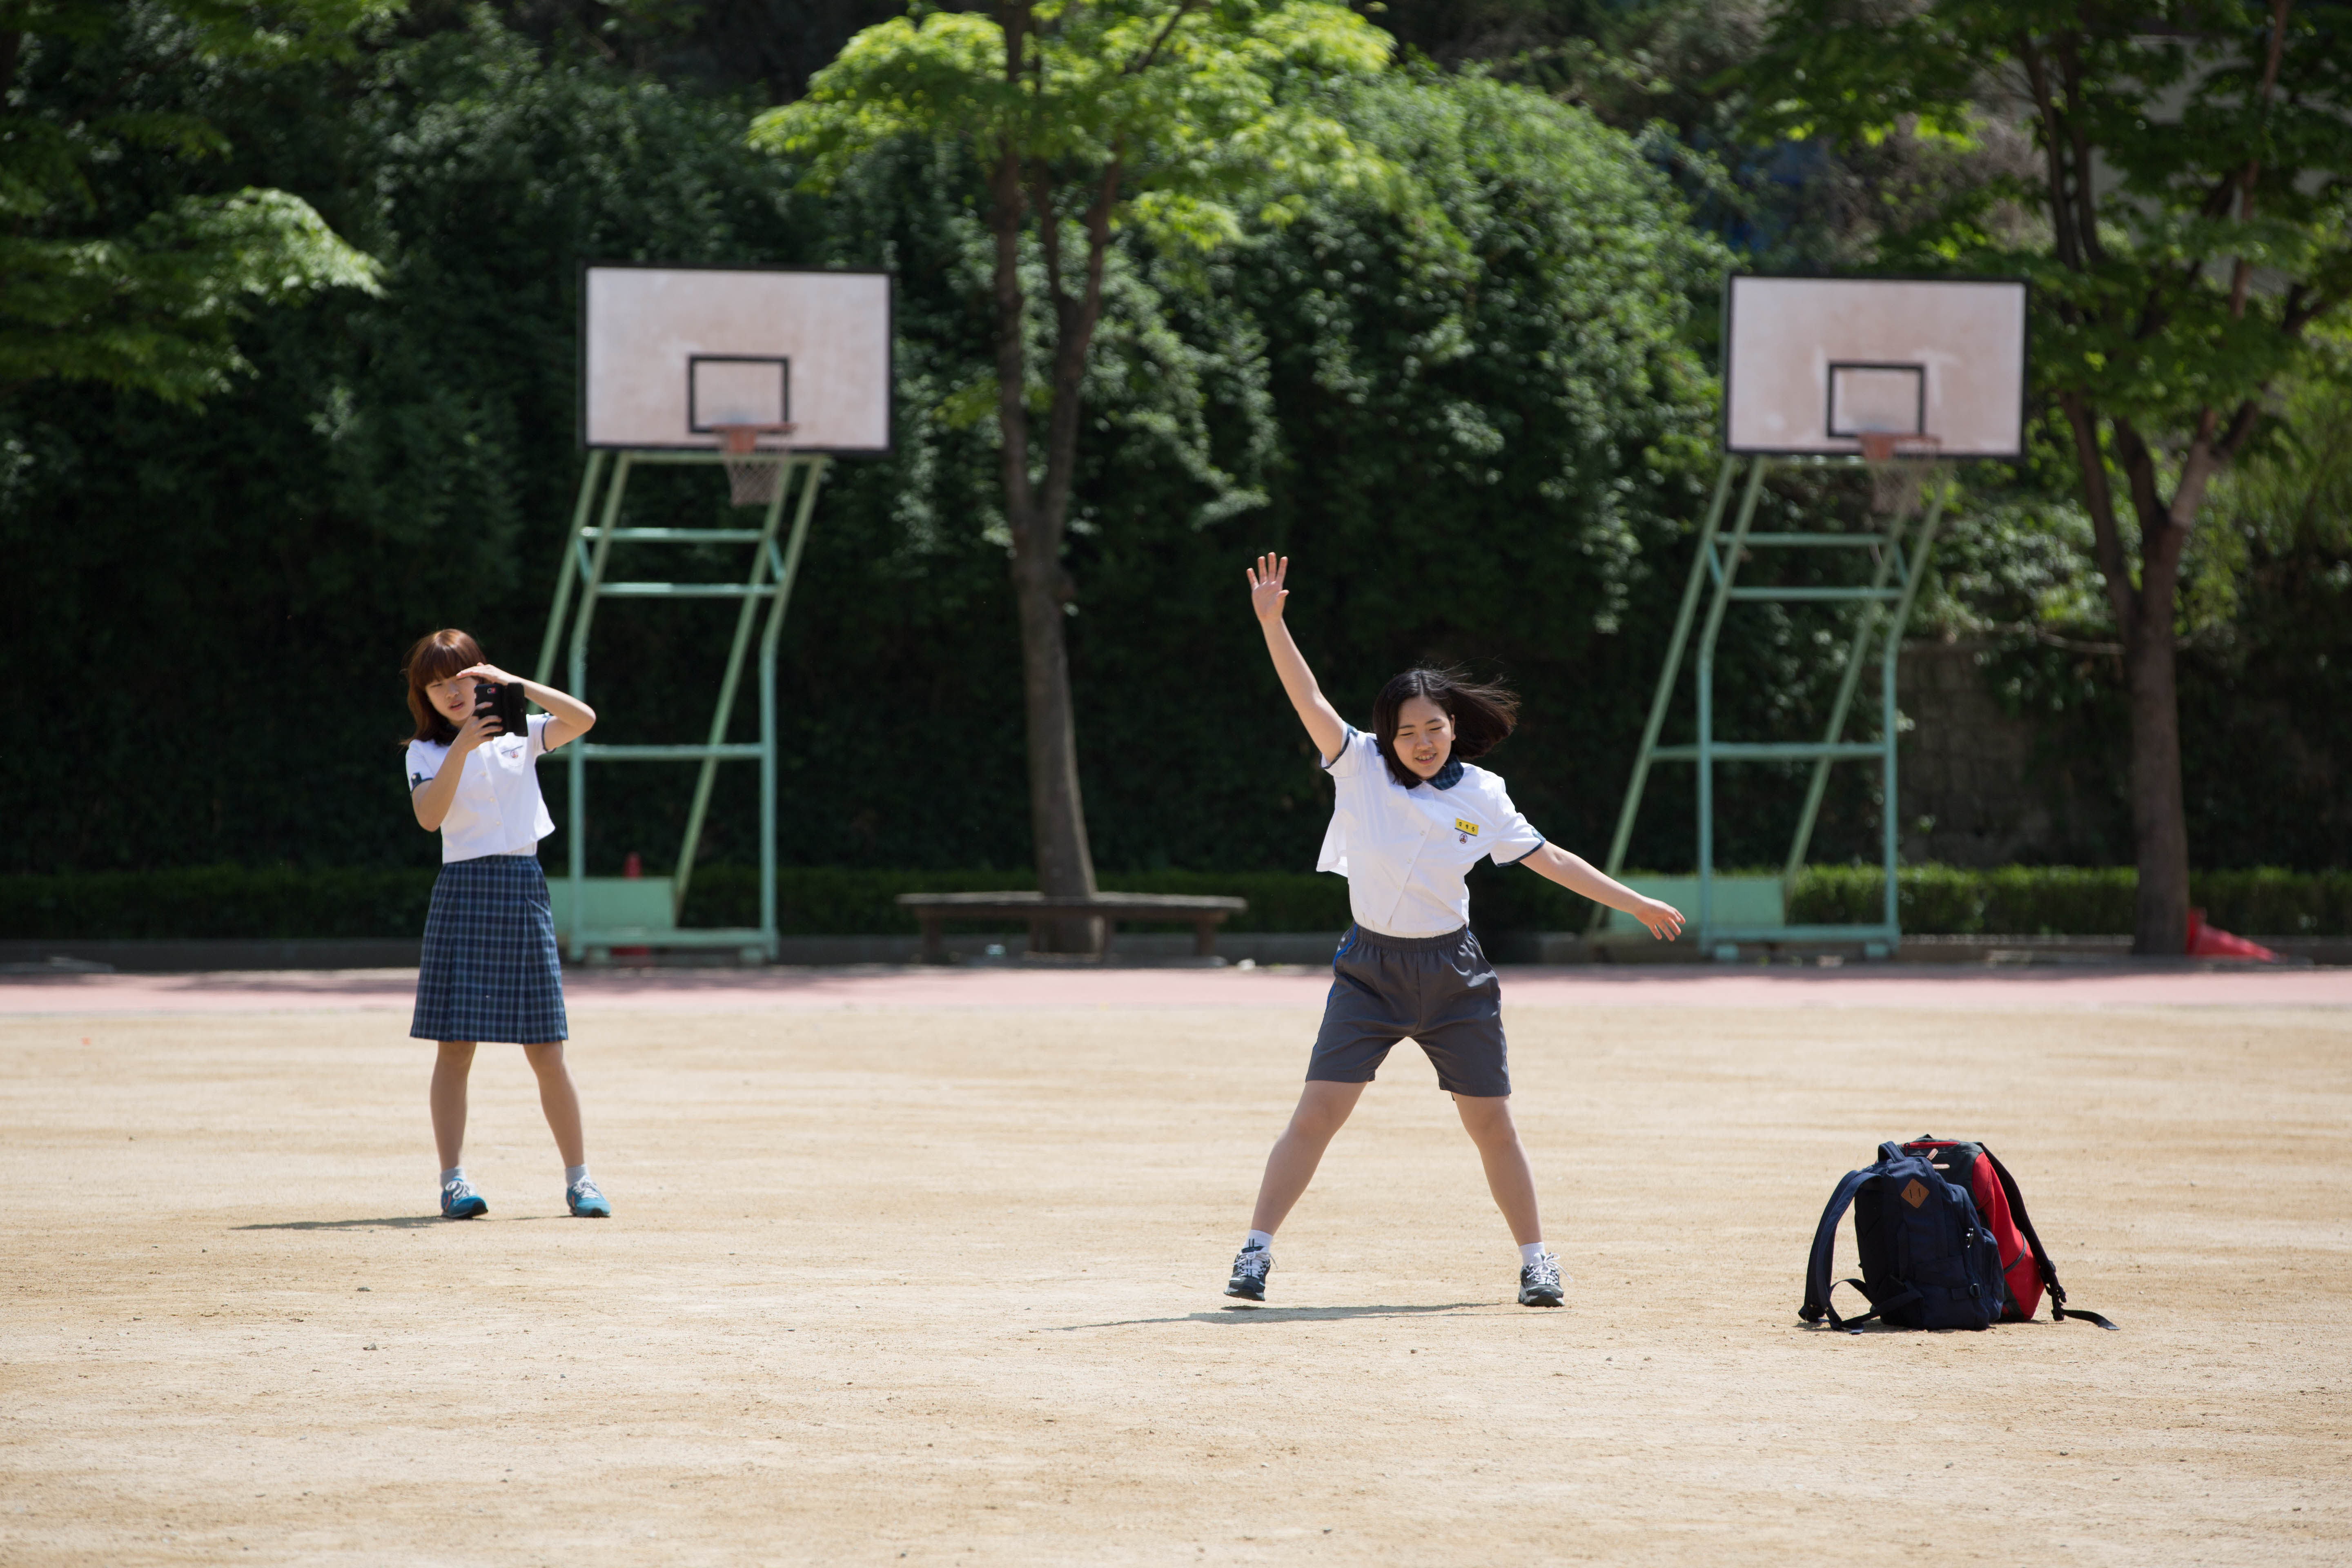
left=402, top=628, right=610, bottom=1221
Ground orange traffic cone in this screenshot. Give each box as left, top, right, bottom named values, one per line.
left=2185, top=908, right=2278, bottom=962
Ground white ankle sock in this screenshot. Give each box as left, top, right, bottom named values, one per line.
left=1244, top=1229, right=1273, bottom=1252
left=566, top=1164, right=590, bottom=1187
left=1519, top=1241, right=1548, bottom=1267
left=441, top=1166, right=466, bottom=1187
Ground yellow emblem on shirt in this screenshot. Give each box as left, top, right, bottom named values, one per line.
left=1454, top=819, right=1479, bottom=837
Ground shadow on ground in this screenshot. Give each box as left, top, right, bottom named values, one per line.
left=232, top=1216, right=443, bottom=1231
left=1055, top=1303, right=1487, bottom=1330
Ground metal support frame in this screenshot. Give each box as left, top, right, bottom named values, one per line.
left=1594, top=454, right=1949, bottom=956
left=535, top=448, right=829, bottom=961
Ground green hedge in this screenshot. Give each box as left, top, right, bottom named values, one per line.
left=0, top=865, right=1354, bottom=940
left=1789, top=864, right=2352, bottom=936
left=0, top=867, right=443, bottom=941
left=3, top=863, right=2344, bottom=941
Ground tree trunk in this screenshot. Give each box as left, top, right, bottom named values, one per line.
left=2123, top=619, right=2190, bottom=957
left=987, top=150, right=1100, bottom=952
left=1011, top=543, right=1100, bottom=951
left=2068, top=404, right=2199, bottom=958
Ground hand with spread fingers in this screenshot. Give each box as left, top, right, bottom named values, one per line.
left=1246, top=553, right=1291, bottom=626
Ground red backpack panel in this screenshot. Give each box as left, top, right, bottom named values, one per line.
left=1899, top=1138, right=2042, bottom=1319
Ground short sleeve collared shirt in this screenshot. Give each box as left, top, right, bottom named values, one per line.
left=405, top=713, right=557, bottom=864
left=1314, top=727, right=1545, bottom=938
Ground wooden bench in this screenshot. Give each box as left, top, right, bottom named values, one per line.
left=895, top=891, right=1248, bottom=964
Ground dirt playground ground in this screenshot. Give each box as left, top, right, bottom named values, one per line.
left=2, top=964, right=2346, bottom=1566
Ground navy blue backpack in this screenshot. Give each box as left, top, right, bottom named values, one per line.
left=1801, top=1142, right=2010, bottom=1330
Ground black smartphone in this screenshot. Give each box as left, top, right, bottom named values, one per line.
left=474, top=680, right=528, bottom=737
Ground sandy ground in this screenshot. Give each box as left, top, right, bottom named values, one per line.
left=1, top=969, right=2346, bottom=1566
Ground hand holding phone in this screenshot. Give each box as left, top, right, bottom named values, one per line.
left=474, top=680, right=528, bottom=737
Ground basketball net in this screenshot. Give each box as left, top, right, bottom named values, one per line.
left=1857, top=431, right=1943, bottom=517
left=715, top=423, right=796, bottom=508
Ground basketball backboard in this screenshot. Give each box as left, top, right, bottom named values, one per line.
left=581, top=264, right=893, bottom=452
left=1722, top=276, right=2027, bottom=459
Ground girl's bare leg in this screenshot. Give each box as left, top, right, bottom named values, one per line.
left=1453, top=1093, right=1541, bottom=1245
left=431, top=1042, right=476, bottom=1171
left=523, top=1042, right=586, bottom=1168
left=1248, top=1080, right=1367, bottom=1236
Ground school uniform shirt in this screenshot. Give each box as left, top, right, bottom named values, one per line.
left=1315, top=726, right=1545, bottom=938
left=405, top=713, right=557, bottom=864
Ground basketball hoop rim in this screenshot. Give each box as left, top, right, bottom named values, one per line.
left=1855, top=431, right=1943, bottom=463
left=713, top=421, right=799, bottom=455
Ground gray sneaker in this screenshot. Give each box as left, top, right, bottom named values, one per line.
left=1517, top=1252, right=1565, bottom=1307
left=1225, top=1244, right=1272, bottom=1301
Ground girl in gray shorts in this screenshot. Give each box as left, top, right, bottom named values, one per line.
left=1227, top=555, right=1685, bottom=1307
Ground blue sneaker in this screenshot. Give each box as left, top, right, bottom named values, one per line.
left=440, top=1178, right=488, bottom=1220
left=566, top=1177, right=611, bottom=1218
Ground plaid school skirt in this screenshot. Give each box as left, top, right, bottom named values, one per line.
left=410, top=854, right=569, bottom=1045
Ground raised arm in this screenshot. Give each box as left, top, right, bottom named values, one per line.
left=1518, top=843, right=1686, bottom=941
left=1247, top=555, right=1347, bottom=764
left=454, top=662, right=597, bottom=752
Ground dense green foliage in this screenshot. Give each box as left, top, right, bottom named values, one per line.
left=0, top=0, right=385, bottom=403
left=1739, top=0, right=2352, bottom=949
left=4, top=18, right=1784, bottom=880
left=1, top=1, right=2344, bottom=907
left=10, top=862, right=2344, bottom=939
left=755, top=0, right=1405, bottom=916
left=1920, top=362, right=2352, bottom=869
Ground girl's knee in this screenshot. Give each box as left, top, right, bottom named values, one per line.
left=1454, top=1094, right=1517, bottom=1141
left=1290, top=1081, right=1362, bottom=1136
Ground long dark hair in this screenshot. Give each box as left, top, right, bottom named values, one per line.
left=1371, top=666, right=1519, bottom=788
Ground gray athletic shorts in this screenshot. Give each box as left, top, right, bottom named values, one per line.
left=1306, top=924, right=1509, bottom=1098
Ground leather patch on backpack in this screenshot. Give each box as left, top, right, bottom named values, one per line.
left=1902, top=1179, right=1930, bottom=1208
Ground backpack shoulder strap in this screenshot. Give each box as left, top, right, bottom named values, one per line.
left=1820, top=1276, right=1916, bottom=1332
left=1801, top=1167, right=1880, bottom=1327
left=1982, top=1147, right=2120, bottom=1330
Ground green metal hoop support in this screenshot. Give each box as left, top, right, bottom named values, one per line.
left=1592, top=453, right=1950, bottom=958
left=534, top=448, right=829, bottom=962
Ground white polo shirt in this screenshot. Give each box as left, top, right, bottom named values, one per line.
left=405, top=714, right=557, bottom=864
left=1315, top=726, right=1546, bottom=938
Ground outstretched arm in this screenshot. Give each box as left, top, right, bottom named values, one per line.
left=1247, top=555, right=1348, bottom=764
left=1519, top=844, right=1685, bottom=941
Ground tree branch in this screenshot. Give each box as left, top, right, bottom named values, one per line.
left=2016, top=34, right=2083, bottom=273
left=2282, top=285, right=2336, bottom=336
left=2227, top=0, right=2294, bottom=320
left=2167, top=406, right=2225, bottom=530
left=2053, top=31, right=2104, bottom=267
left=988, top=143, right=1038, bottom=540
left=1124, top=0, right=1204, bottom=75
left=1034, top=156, right=1123, bottom=554
left=2109, top=416, right=2169, bottom=538
left=1031, top=167, right=1066, bottom=310
left=2216, top=396, right=2264, bottom=462
left=1076, top=156, right=1120, bottom=342
left=2058, top=392, right=2139, bottom=639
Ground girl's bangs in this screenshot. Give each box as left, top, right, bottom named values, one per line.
left=407, top=632, right=482, bottom=689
